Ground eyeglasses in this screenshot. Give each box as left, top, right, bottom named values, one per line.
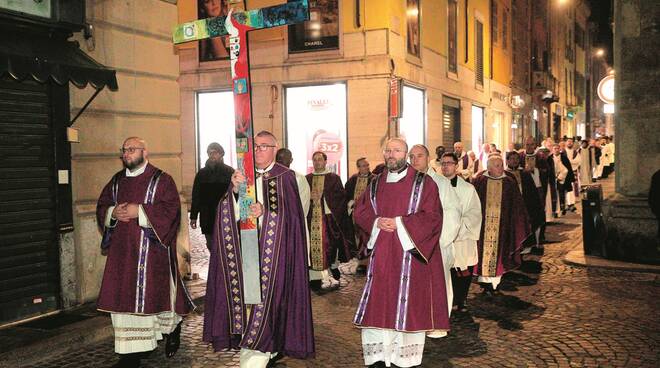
left=254, top=144, right=276, bottom=151
left=440, top=161, right=456, bottom=166
left=120, top=147, right=145, bottom=154
left=383, top=149, right=406, bottom=155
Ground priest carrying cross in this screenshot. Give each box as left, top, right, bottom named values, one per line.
left=173, top=2, right=314, bottom=367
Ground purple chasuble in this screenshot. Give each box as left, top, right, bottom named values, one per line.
left=96, top=164, right=193, bottom=315
left=203, top=163, right=314, bottom=359
left=472, top=174, right=530, bottom=277
left=353, top=168, right=449, bottom=332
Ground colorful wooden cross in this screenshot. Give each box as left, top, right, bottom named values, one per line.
left=173, top=1, right=309, bottom=304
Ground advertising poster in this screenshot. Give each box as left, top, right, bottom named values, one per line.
left=406, top=0, right=421, bottom=58
left=198, top=0, right=245, bottom=62
left=285, top=84, right=348, bottom=182
left=288, top=0, right=339, bottom=53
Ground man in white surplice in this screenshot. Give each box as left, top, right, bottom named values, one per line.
left=408, top=144, right=461, bottom=337
left=439, top=152, right=482, bottom=312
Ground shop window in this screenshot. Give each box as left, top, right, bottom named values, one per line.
left=285, top=83, right=348, bottom=182
left=399, top=86, right=426, bottom=148
left=196, top=91, right=237, bottom=170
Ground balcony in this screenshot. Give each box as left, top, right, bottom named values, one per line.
left=533, top=71, right=559, bottom=103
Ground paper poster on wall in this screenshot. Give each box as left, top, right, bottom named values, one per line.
left=285, top=83, right=348, bottom=182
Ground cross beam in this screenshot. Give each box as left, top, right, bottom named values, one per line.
left=173, top=1, right=309, bottom=44
left=173, top=1, right=309, bottom=305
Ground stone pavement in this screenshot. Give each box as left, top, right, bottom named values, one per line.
left=23, top=178, right=660, bottom=367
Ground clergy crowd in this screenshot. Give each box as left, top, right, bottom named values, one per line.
left=95, top=133, right=614, bottom=368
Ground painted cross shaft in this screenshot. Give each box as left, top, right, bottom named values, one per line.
left=172, top=1, right=309, bottom=305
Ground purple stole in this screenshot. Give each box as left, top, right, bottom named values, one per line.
left=216, top=172, right=285, bottom=348
left=354, top=171, right=425, bottom=330
left=135, top=170, right=164, bottom=313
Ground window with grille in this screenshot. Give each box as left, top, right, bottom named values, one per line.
left=442, top=96, right=461, bottom=148
left=502, top=9, right=508, bottom=49
left=448, top=0, right=458, bottom=73
left=491, top=2, right=498, bottom=45
left=476, top=20, right=484, bottom=85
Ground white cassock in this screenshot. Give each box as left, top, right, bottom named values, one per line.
left=451, top=176, right=482, bottom=271
left=426, top=169, right=461, bottom=340
left=456, top=151, right=475, bottom=181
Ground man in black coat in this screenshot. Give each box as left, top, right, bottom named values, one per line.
left=190, top=143, right=234, bottom=250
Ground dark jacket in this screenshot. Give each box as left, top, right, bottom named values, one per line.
left=191, top=161, right=234, bottom=234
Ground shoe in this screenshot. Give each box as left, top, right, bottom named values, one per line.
left=552, top=213, right=559, bottom=218
left=368, top=362, right=386, bottom=368
left=112, top=353, right=142, bottom=368
left=266, top=353, right=284, bottom=367
left=165, top=321, right=182, bottom=358
left=561, top=209, right=566, bottom=216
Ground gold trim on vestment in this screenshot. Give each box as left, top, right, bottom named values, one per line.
left=355, top=176, right=369, bottom=202
left=310, top=175, right=326, bottom=270
left=482, top=178, right=502, bottom=277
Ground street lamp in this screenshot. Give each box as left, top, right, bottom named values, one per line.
left=595, top=49, right=605, bottom=57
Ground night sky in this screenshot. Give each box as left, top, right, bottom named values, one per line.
left=587, top=0, right=613, bottom=64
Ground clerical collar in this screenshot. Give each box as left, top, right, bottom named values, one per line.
left=483, top=172, right=507, bottom=179
left=450, top=176, right=458, bottom=187
left=126, top=161, right=148, bottom=177
left=256, top=162, right=275, bottom=175
left=389, top=164, right=408, bottom=174
left=386, top=166, right=408, bottom=183
left=313, top=169, right=331, bottom=175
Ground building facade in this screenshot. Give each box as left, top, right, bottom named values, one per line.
left=178, top=0, right=531, bottom=190
left=0, top=0, right=186, bottom=326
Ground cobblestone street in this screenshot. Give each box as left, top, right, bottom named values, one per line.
left=24, top=181, right=660, bottom=367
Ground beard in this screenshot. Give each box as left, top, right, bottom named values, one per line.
left=206, top=158, right=222, bottom=169
left=386, top=157, right=407, bottom=171
left=122, top=154, right=145, bottom=170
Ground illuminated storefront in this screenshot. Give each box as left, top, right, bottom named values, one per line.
left=285, top=83, right=348, bottom=182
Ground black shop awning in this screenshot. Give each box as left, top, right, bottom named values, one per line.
left=0, top=30, right=118, bottom=91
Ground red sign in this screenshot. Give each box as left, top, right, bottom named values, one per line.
left=389, top=78, right=401, bottom=118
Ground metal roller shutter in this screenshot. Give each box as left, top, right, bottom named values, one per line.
left=0, top=79, right=59, bottom=324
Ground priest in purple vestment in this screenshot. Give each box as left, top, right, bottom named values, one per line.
left=307, top=151, right=356, bottom=289
left=472, top=155, right=530, bottom=295
left=203, top=131, right=314, bottom=368
left=505, top=151, right=544, bottom=254
left=96, top=137, right=193, bottom=368
left=353, top=138, right=449, bottom=368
